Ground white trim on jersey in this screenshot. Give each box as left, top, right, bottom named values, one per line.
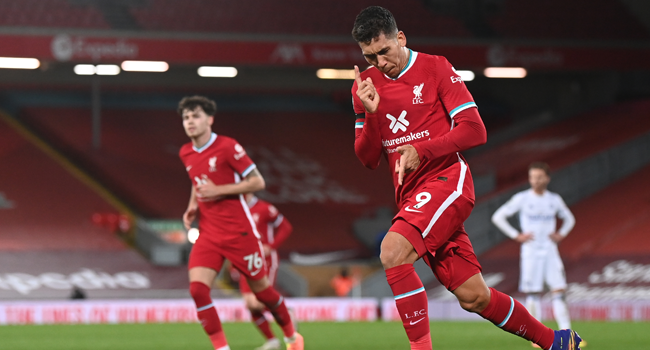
left=193, top=132, right=218, bottom=153
left=241, top=164, right=257, bottom=177
left=388, top=49, right=418, bottom=80
left=234, top=173, right=261, bottom=239
left=421, top=159, right=468, bottom=238
left=272, top=214, right=284, bottom=228
left=449, top=102, right=478, bottom=118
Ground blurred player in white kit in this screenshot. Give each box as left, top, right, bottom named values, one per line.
left=492, top=162, right=578, bottom=346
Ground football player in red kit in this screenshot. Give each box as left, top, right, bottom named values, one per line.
left=231, top=193, right=294, bottom=350
left=351, top=6, right=581, bottom=350
left=178, top=96, right=303, bottom=350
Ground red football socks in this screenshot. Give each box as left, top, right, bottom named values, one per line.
left=251, top=311, right=275, bottom=340
left=254, top=286, right=295, bottom=338
left=189, top=282, right=228, bottom=349
left=479, top=287, right=554, bottom=349
left=386, top=264, right=432, bottom=350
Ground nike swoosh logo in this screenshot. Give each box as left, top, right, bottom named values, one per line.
left=405, top=206, right=423, bottom=213
left=410, top=317, right=425, bottom=325
left=186, top=166, right=192, bottom=171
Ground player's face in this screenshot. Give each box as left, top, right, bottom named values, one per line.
left=529, top=168, right=550, bottom=193
left=182, top=106, right=213, bottom=139
left=359, top=31, right=408, bottom=78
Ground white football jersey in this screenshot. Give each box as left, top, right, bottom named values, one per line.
left=492, top=189, right=575, bottom=256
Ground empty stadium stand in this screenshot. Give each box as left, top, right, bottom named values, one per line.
left=0, top=113, right=125, bottom=251
left=0, top=0, right=109, bottom=29
left=1, top=0, right=644, bottom=42
left=487, top=0, right=649, bottom=40
left=18, top=106, right=396, bottom=257
left=558, top=162, right=650, bottom=260
left=0, top=112, right=192, bottom=299
left=467, top=99, right=650, bottom=198
left=129, top=0, right=471, bottom=37
left=16, top=97, right=650, bottom=259
left=19, top=107, right=191, bottom=219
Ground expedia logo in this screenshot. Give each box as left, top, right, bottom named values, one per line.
left=450, top=75, right=463, bottom=84
left=386, top=110, right=409, bottom=134
left=50, top=34, right=138, bottom=62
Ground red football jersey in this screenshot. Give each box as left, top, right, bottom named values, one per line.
left=352, top=51, right=478, bottom=207
left=179, top=133, right=259, bottom=241
left=247, top=196, right=292, bottom=250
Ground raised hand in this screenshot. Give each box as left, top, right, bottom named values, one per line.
left=549, top=232, right=564, bottom=243
left=355, top=65, right=380, bottom=113
left=196, top=175, right=224, bottom=201
left=394, top=145, right=421, bottom=185
left=183, top=206, right=197, bottom=230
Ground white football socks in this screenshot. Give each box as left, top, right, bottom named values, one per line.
left=284, top=333, right=297, bottom=344
left=551, top=292, right=571, bottom=330
left=525, top=294, right=542, bottom=320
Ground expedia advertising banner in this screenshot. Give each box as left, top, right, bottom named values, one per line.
left=3, top=34, right=650, bottom=69
left=0, top=251, right=188, bottom=299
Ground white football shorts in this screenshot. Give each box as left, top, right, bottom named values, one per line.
left=519, top=252, right=567, bottom=293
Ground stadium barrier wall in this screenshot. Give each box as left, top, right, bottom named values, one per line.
left=135, top=219, right=188, bottom=266
left=381, top=298, right=650, bottom=322
left=0, top=298, right=378, bottom=325
left=2, top=297, right=649, bottom=325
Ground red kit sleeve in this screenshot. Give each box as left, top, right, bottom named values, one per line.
left=412, top=108, right=487, bottom=161
left=412, top=57, right=487, bottom=161
left=352, top=81, right=383, bottom=169
left=268, top=209, right=292, bottom=250
left=225, top=138, right=257, bottom=177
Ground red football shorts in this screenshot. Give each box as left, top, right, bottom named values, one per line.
left=189, top=232, right=267, bottom=282
left=390, top=164, right=482, bottom=291
left=236, top=251, right=278, bottom=293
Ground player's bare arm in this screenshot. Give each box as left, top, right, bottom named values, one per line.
left=183, top=186, right=199, bottom=229
left=196, top=168, right=265, bottom=200
left=354, top=65, right=379, bottom=113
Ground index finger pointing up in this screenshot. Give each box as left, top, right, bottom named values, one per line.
left=354, top=65, right=362, bottom=85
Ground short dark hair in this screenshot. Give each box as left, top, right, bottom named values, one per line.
left=352, top=6, right=398, bottom=45
left=529, top=162, right=550, bottom=175
left=177, top=95, right=217, bottom=116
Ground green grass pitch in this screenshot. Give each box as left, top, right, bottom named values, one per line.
left=0, top=321, right=647, bottom=350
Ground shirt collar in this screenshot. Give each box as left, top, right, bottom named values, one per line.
left=193, top=132, right=217, bottom=153
left=385, top=48, right=417, bottom=80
